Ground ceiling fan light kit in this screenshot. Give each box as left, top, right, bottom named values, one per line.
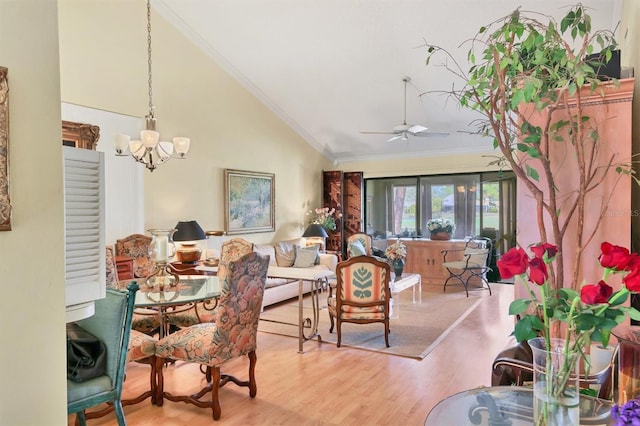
left=361, top=76, right=449, bottom=142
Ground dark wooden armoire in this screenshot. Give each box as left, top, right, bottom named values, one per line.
left=322, top=170, right=363, bottom=259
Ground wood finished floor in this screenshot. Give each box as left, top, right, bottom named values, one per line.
left=68, top=283, right=515, bottom=426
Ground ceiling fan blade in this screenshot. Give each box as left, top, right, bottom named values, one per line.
left=407, top=124, right=428, bottom=134
left=361, top=131, right=395, bottom=135
left=412, top=131, right=450, bottom=138
left=387, top=135, right=403, bottom=142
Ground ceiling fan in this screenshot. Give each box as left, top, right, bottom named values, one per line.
left=361, top=76, right=449, bottom=142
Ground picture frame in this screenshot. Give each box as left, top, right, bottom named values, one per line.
left=62, top=120, right=100, bottom=150
left=224, top=169, right=275, bottom=235
left=0, top=66, right=11, bottom=231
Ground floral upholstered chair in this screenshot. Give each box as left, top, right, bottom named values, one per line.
left=154, top=251, right=269, bottom=421
left=113, top=235, right=161, bottom=335
left=328, top=255, right=391, bottom=347
left=166, top=237, right=255, bottom=329
left=216, top=238, right=254, bottom=281
left=114, top=233, right=156, bottom=278
left=106, top=246, right=118, bottom=285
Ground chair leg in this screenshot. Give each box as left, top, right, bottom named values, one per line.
left=384, top=319, right=390, bottom=347
left=113, top=400, right=126, bottom=426
left=154, top=356, right=165, bottom=407
left=328, top=312, right=335, bottom=333
left=76, top=411, right=87, bottom=426
left=336, top=319, right=342, bottom=348
left=211, top=366, right=222, bottom=420
left=248, top=350, right=258, bottom=398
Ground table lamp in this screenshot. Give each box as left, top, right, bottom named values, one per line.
left=302, top=223, right=329, bottom=252
left=173, top=220, right=206, bottom=263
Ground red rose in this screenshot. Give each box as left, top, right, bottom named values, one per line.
left=580, top=280, right=613, bottom=304
left=527, top=257, right=548, bottom=285
left=623, top=267, right=640, bottom=292
left=599, top=242, right=634, bottom=271
left=530, top=243, right=558, bottom=261
left=497, top=247, right=529, bottom=279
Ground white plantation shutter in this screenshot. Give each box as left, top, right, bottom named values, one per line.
left=63, top=146, right=105, bottom=319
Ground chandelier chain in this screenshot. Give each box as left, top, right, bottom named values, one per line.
left=146, top=0, right=154, bottom=118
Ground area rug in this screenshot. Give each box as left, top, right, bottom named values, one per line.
left=258, top=287, right=483, bottom=360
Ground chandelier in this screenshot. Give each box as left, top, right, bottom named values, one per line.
left=113, top=0, right=190, bottom=172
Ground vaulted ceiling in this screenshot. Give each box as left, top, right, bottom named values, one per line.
left=155, top=0, right=622, bottom=165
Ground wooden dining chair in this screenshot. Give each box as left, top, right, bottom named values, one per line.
left=154, top=252, right=269, bottom=420
left=328, top=255, right=392, bottom=347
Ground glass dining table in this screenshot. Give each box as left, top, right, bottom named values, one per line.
left=424, top=386, right=614, bottom=426
left=108, top=275, right=221, bottom=338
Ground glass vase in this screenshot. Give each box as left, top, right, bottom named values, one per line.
left=528, top=337, right=580, bottom=426
left=612, top=326, right=640, bottom=405
left=147, top=228, right=177, bottom=289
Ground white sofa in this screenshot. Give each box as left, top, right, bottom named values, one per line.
left=253, top=238, right=338, bottom=308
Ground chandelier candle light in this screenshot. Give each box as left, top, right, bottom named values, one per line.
left=113, top=0, right=190, bottom=172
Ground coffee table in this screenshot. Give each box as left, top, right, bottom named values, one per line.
left=390, top=273, right=422, bottom=319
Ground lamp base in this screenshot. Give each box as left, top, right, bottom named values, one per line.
left=176, top=243, right=202, bottom=263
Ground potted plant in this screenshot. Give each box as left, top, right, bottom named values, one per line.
left=426, top=218, right=455, bottom=240
left=423, top=4, right=635, bottom=292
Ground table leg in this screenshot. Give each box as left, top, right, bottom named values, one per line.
left=298, top=279, right=303, bottom=353
left=298, top=278, right=322, bottom=354
left=411, top=276, right=423, bottom=304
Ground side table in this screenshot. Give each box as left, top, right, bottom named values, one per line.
left=115, top=256, right=134, bottom=280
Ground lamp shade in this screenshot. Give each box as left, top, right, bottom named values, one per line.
left=302, top=223, right=329, bottom=238
left=173, top=220, right=206, bottom=241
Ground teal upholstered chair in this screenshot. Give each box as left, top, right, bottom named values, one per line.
left=67, top=282, right=139, bottom=426
left=154, top=251, right=269, bottom=420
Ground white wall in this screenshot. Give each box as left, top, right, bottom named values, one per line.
left=61, top=103, right=145, bottom=244
left=58, top=1, right=333, bottom=246
left=0, top=1, right=67, bottom=424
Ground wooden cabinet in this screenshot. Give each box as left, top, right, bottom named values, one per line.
left=399, top=239, right=466, bottom=285
left=115, top=256, right=134, bottom=280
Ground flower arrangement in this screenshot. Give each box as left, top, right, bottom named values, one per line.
left=307, top=207, right=341, bottom=232
left=498, top=242, right=640, bottom=424
left=498, top=242, right=640, bottom=348
left=384, top=239, right=407, bottom=262
left=426, top=217, right=455, bottom=235
left=611, top=397, right=640, bottom=425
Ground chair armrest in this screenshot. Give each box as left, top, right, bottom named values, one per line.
left=441, top=248, right=464, bottom=262
left=492, top=357, right=534, bottom=386
left=319, top=253, right=338, bottom=273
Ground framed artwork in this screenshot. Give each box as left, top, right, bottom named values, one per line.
left=224, top=169, right=275, bottom=235
left=0, top=66, right=11, bottom=231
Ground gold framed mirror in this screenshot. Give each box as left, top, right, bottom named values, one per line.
left=62, top=120, right=100, bottom=150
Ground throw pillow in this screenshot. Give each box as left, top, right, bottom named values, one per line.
left=275, top=241, right=297, bottom=267
left=348, top=239, right=367, bottom=257
left=294, top=245, right=319, bottom=268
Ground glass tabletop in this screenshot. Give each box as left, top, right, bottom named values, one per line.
left=424, top=386, right=614, bottom=426
left=109, top=275, right=221, bottom=308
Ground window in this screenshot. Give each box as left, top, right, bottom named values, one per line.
left=365, top=172, right=515, bottom=249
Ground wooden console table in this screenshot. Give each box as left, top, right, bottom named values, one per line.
left=396, top=239, right=466, bottom=285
